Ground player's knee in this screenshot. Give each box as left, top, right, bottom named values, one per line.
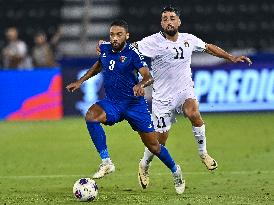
left=158, top=132, right=168, bottom=146
left=85, top=110, right=97, bottom=122
left=146, top=143, right=160, bottom=155
left=183, top=108, right=192, bottom=118
left=185, top=109, right=199, bottom=120
left=158, top=138, right=167, bottom=146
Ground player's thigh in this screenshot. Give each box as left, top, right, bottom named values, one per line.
left=125, top=102, right=154, bottom=133
left=176, top=86, right=200, bottom=116
left=94, top=99, right=123, bottom=125
left=85, top=103, right=107, bottom=123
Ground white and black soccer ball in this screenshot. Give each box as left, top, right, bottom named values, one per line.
left=73, top=178, right=98, bottom=202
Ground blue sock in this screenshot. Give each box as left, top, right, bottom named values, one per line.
left=156, top=145, right=177, bottom=173
left=86, top=121, right=110, bottom=159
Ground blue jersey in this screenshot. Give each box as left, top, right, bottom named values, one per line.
left=99, top=42, right=148, bottom=102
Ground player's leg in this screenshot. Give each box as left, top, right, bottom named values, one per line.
left=85, top=101, right=118, bottom=178
left=140, top=131, right=168, bottom=165
left=138, top=131, right=168, bottom=189
left=139, top=112, right=174, bottom=187
left=140, top=110, right=174, bottom=167
left=139, top=132, right=185, bottom=194
left=182, top=98, right=218, bottom=170
left=125, top=102, right=184, bottom=193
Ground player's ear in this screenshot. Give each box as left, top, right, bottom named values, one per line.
left=126, top=33, right=129, bottom=40
left=178, top=18, right=181, bottom=26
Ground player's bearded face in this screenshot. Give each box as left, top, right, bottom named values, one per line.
left=110, top=26, right=129, bottom=51
left=163, top=25, right=178, bottom=36
left=161, top=12, right=181, bottom=37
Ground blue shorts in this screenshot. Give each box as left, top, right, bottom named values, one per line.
left=96, top=99, right=154, bottom=133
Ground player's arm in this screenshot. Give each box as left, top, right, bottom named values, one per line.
left=66, top=61, right=102, bottom=92
left=96, top=40, right=105, bottom=55
left=205, top=44, right=252, bottom=65
left=133, top=67, right=154, bottom=96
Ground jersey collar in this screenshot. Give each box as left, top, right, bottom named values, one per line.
left=159, top=31, right=167, bottom=39
left=159, top=31, right=181, bottom=42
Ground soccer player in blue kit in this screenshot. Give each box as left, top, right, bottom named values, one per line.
left=66, top=20, right=185, bottom=194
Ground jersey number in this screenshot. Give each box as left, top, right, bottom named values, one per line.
left=157, top=117, right=167, bottom=128
left=109, top=60, right=115, bottom=70
left=173, top=47, right=184, bottom=59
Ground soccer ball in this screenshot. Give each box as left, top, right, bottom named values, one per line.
left=73, top=178, right=98, bottom=202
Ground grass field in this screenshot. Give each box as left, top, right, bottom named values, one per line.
left=0, top=113, right=274, bottom=204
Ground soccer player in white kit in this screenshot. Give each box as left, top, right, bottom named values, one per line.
left=137, top=6, right=252, bottom=189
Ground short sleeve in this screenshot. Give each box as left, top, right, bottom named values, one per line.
left=137, top=36, right=158, bottom=58
left=191, top=35, right=206, bottom=52
left=130, top=46, right=148, bottom=70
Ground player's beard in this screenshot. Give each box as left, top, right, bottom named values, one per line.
left=163, top=25, right=178, bottom=37
left=111, top=41, right=126, bottom=52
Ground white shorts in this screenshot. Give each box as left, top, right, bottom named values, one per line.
left=152, top=86, right=197, bottom=133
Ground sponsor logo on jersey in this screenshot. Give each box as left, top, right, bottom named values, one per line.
left=184, top=41, right=190, bottom=47
left=120, top=56, right=127, bottom=63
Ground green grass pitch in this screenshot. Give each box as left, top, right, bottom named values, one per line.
left=0, top=113, right=274, bottom=204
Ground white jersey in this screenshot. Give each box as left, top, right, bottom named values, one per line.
left=137, top=32, right=206, bottom=132
left=137, top=32, right=206, bottom=105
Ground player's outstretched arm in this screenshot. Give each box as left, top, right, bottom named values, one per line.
left=66, top=61, right=102, bottom=92
left=205, top=44, right=252, bottom=66
left=133, top=67, right=154, bottom=96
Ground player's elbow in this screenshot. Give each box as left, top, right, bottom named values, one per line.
left=205, top=44, right=214, bottom=52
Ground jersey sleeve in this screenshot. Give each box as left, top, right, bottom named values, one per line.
left=191, top=35, right=206, bottom=52
left=130, top=46, right=148, bottom=70
left=136, top=36, right=158, bottom=58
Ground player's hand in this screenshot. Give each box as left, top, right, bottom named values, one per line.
left=96, top=40, right=104, bottom=55
left=66, top=81, right=82, bottom=92
left=230, top=56, right=252, bottom=66
left=131, top=42, right=138, bottom=48
left=133, top=84, right=145, bottom=96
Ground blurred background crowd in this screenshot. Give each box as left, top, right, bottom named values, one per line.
left=1, top=0, right=274, bottom=69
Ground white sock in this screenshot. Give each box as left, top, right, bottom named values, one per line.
left=192, top=124, right=207, bottom=155
left=102, top=158, right=111, bottom=164
left=141, top=147, right=154, bottom=167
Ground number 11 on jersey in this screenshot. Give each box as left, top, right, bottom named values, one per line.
left=173, top=47, right=184, bottom=59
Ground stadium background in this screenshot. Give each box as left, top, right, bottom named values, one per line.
left=1, top=0, right=274, bottom=119
left=0, top=0, right=274, bottom=204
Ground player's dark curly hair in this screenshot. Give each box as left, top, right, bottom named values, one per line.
left=110, top=20, right=129, bottom=32
left=161, top=5, right=181, bottom=17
